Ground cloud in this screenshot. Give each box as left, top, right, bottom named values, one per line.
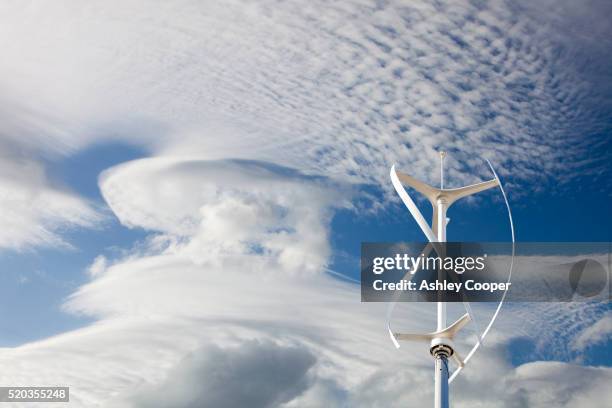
left=0, top=156, right=431, bottom=406
left=572, top=311, right=612, bottom=351
left=507, top=361, right=612, bottom=408
left=1, top=0, right=609, bottom=194
left=129, top=340, right=316, bottom=408
left=97, top=158, right=351, bottom=275
left=0, top=155, right=101, bottom=250
left=87, top=255, right=108, bottom=277
left=0, top=97, right=103, bottom=251
left=0, top=0, right=609, bottom=253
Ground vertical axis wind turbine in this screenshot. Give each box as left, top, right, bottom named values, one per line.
left=388, top=151, right=514, bottom=408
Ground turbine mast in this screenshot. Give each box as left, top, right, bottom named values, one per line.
left=434, top=150, right=449, bottom=408
left=440, top=150, right=446, bottom=189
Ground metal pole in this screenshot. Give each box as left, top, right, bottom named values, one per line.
left=434, top=353, right=450, bottom=408
left=434, top=151, right=450, bottom=408
left=436, top=198, right=447, bottom=330
left=437, top=151, right=447, bottom=330
left=440, top=151, right=445, bottom=189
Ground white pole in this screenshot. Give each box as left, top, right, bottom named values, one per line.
left=434, top=353, right=450, bottom=408
left=436, top=198, right=447, bottom=330
left=440, top=151, right=445, bottom=190
left=434, top=151, right=450, bottom=408
left=437, top=151, right=447, bottom=331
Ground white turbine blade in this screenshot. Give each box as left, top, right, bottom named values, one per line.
left=391, top=312, right=470, bottom=346
left=470, top=161, right=514, bottom=345
left=394, top=332, right=434, bottom=342
left=453, top=159, right=515, bottom=375
left=432, top=206, right=438, bottom=240
left=385, top=242, right=434, bottom=315
left=390, top=165, right=438, bottom=243
left=486, top=159, right=515, bottom=243
left=449, top=366, right=463, bottom=383
left=437, top=313, right=470, bottom=338
left=441, top=267, right=481, bottom=345
left=445, top=178, right=499, bottom=205
left=462, top=301, right=482, bottom=346
left=388, top=322, right=434, bottom=348
left=451, top=350, right=465, bottom=368
left=394, top=170, right=439, bottom=203
left=439, top=259, right=480, bottom=340
left=385, top=242, right=437, bottom=341
left=388, top=325, right=401, bottom=349
left=431, top=211, right=455, bottom=242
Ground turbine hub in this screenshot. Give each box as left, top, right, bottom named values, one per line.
left=430, top=343, right=453, bottom=358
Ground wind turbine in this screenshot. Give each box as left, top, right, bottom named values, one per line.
left=387, top=151, right=515, bottom=408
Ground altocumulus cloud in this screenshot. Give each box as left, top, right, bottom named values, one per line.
left=0, top=0, right=610, bottom=191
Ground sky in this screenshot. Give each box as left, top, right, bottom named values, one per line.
left=0, top=0, right=610, bottom=407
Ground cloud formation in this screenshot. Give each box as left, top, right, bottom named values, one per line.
left=0, top=0, right=609, bottom=253
left=1, top=0, right=610, bottom=191
left=572, top=311, right=612, bottom=351
left=130, top=340, right=316, bottom=408
left=0, top=1, right=610, bottom=407
left=0, top=156, right=605, bottom=407
left=0, top=153, right=100, bottom=250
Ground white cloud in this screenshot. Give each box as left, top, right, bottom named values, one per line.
left=507, top=361, right=612, bottom=408
left=0, top=156, right=101, bottom=250
left=129, top=340, right=317, bottom=408
left=87, top=255, right=108, bottom=277
left=0, top=0, right=607, bottom=254
left=0, top=157, right=430, bottom=406
left=98, top=158, right=352, bottom=274
left=572, top=312, right=612, bottom=351
left=0, top=0, right=608, bottom=192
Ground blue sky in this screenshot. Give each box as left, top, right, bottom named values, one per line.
left=0, top=1, right=610, bottom=407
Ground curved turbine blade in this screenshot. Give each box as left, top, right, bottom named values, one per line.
left=449, top=366, right=463, bottom=383
left=449, top=159, right=516, bottom=384
left=385, top=242, right=436, bottom=338
left=451, top=350, right=465, bottom=368
left=388, top=324, right=401, bottom=349
left=390, top=165, right=438, bottom=243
